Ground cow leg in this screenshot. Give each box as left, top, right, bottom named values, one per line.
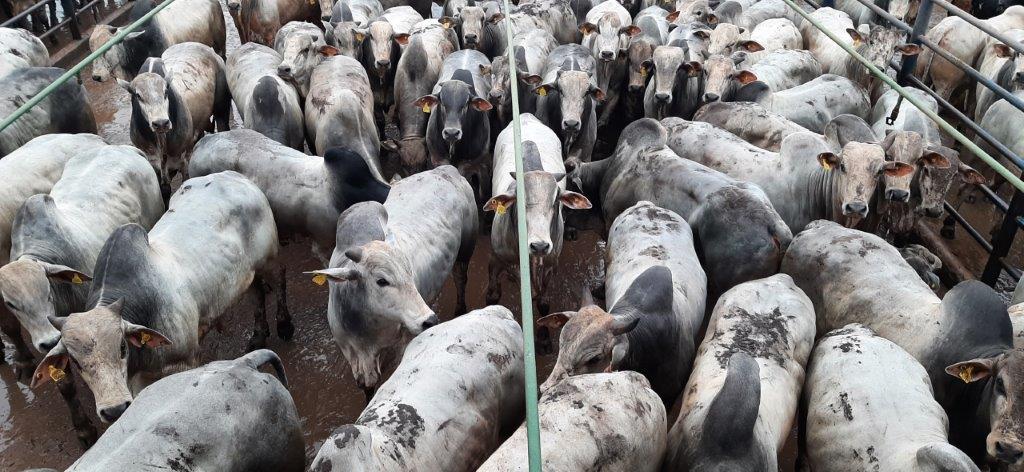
left=271, top=266, right=293, bottom=341
left=246, top=278, right=271, bottom=351
left=485, top=253, right=503, bottom=305
left=453, top=260, right=469, bottom=316
left=57, top=371, right=98, bottom=449
left=0, top=306, right=34, bottom=379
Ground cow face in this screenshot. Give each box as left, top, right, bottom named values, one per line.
left=915, top=147, right=985, bottom=218
left=817, top=142, right=913, bottom=226
left=646, top=46, right=701, bottom=112
left=450, top=6, right=501, bottom=50
left=947, top=350, right=1024, bottom=466
left=701, top=53, right=757, bottom=103
left=537, top=305, right=638, bottom=391
left=533, top=70, right=605, bottom=138
left=669, top=22, right=711, bottom=62
left=674, top=0, right=710, bottom=24
left=0, top=260, right=90, bottom=353
left=707, top=23, right=742, bottom=56
left=331, top=22, right=368, bottom=59
left=120, top=73, right=173, bottom=134
left=308, top=241, right=437, bottom=335
left=32, top=300, right=171, bottom=422
left=848, top=26, right=913, bottom=75
left=488, top=54, right=513, bottom=109
left=627, top=37, right=656, bottom=93
left=580, top=14, right=639, bottom=63
left=366, top=20, right=405, bottom=78
left=278, top=34, right=338, bottom=92
left=879, top=130, right=950, bottom=203
left=992, top=42, right=1024, bottom=89
left=318, top=0, right=334, bottom=21
left=417, top=80, right=492, bottom=150
left=88, top=26, right=139, bottom=82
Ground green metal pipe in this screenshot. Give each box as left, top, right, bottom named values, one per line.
left=783, top=0, right=1024, bottom=193
left=499, top=0, right=542, bottom=469
left=0, top=0, right=178, bottom=133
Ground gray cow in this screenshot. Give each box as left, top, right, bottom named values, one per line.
left=538, top=201, right=705, bottom=405
left=32, top=172, right=283, bottom=424
left=0, top=26, right=47, bottom=78
left=739, top=74, right=871, bottom=134
left=442, top=0, right=504, bottom=56
left=625, top=6, right=673, bottom=116
left=692, top=100, right=810, bottom=152
left=782, top=220, right=1024, bottom=468
left=226, top=43, right=304, bottom=150
left=360, top=5, right=423, bottom=133
left=274, top=21, right=331, bottom=100
left=119, top=42, right=231, bottom=199
left=326, top=0, right=383, bottom=57
left=305, top=54, right=381, bottom=165
left=311, top=306, right=524, bottom=471
left=570, top=118, right=791, bottom=294
left=665, top=275, right=815, bottom=471
left=66, top=350, right=304, bottom=472
left=421, top=50, right=494, bottom=176
left=531, top=44, right=603, bottom=164
left=307, top=166, right=478, bottom=396
left=580, top=0, right=639, bottom=126
left=488, top=28, right=558, bottom=125
left=0, top=68, right=97, bottom=157
left=642, top=44, right=703, bottom=120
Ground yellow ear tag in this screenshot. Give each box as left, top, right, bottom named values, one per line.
left=312, top=274, right=328, bottom=286
left=537, top=87, right=547, bottom=97
left=48, top=364, right=66, bottom=382
left=641, top=66, right=648, bottom=78
left=959, top=365, right=973, bottom=383
left=71, top=274, right=83, bottom=285
left=422, top=103, right=431, bottom=113
left=495, top=201, right=508, bottom=215
left=822, top=161, right=832, bottom=171
left=308, top=0, right=315, bottom=5
left=140, top=332, right=152, bottom=345
left=355, top=33, right=365, bottom=42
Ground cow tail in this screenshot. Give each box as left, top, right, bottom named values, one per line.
left=240, top=349, right=289, bottom=389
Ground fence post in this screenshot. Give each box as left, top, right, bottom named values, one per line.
left=63, top=0, right=81, bottom=40
left=982, top=190, right=1024, bottom=285
left=897, top=0, right=933, bottom=84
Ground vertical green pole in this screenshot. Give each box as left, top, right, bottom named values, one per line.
left=499, top=0, right=543, bottom=469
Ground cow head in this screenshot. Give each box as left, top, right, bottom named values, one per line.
left=307, top=241, right=438, bottom=335
left=674, top=0, right=710, bottom=24
left=580, top=14, right=639, bottom=63
left=445, top=6, right=501, bottom=50
left=0, top=258, right=91, bottom=353
left=946, top=349, right=1024, bottom=466
left=318, top=0, right=335, bottom=21
left=278, top=34, right=338, bottom=94
left=88, top=25, right=143, bottom=82
left=847, top=26, right=918, bottom=86
left=366, top=20, right=406, bottom=78
left=817, top=142, right=913, bottom=226
left=992, top=41, right=1024, bottom=90
left=416, top=80, right=492, bottom=151
left=532, top=70, right=605, bottom=140
left=914, top=146, right=985, bottom=218
left=537, top=305, right=639, bottom=391
left=879, top=130, right=950, bottom=203
left=645, top=45, right=701, bottom=115
left=701, top=52, right=758, bottom=103
left=669, top=22, right=711, bottom=62
left=707, top=23, right=761, bottom=56
left=119, top=71, right=173, bottom=135
left=627, top=36, right=657, bottom=93
left=32, top=299, right=171, bottom=422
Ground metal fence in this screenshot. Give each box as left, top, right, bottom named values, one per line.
left=2, top=0, right=108, bottom=43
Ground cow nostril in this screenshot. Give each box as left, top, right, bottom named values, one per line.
left=844, top=202, right=868, bottom=216
left=703, top=92, right=719, bottom=102
left=655, top=92, right=670, bottom=102
left=421, top=314, right=439, bottom=331
left=529, top=241, right=551, bottom=255
left=99, top=401, right=131, bottom=423
left=151, top=119, right=171, bottom=132
left=277, top=65, right=291, bottom=75
left=92, top=75, right=102, bottom=82
left=38, top=339, right=57, bottom=351
left=465, top=34, right=477, bottom=42
left=886, top=189, right=910, bottom=202
left=443, top=128, right=462, bottom=141
left=322, top=14, right=331, bottom=21
left=376, top=59, right=390, bottom=68
left=996, top=441, right=1024, bottom=462
left=925, top=206, right=943, bottom=218
left=562, top=119, right=580, bottom=131
left=600, top=50, right=614, bottom=60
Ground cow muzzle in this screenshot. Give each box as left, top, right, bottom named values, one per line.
left=151, top=119, right=171, bottom=133
left=655, top=92, right=671, bottom=103
left=885, top=188, right=910, bottom=202
left=99, top=400, right=131, bottom=422
left=993, top=438, right=1024, bottom=465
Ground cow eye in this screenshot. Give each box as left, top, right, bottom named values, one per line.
left=376, top=278, right=390, bottom=287
left=840, top=163, right=847, bottom=173
left=996, top=377, right=1006, bottom=396
left=585, top=355, right=601, bottom=366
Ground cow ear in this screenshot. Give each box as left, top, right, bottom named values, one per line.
left=610, top=317, right=640, bottom=336
left=817, top=152, right=841, bottom=171
left=125, top=30, right=146, bottom=40
left=344, top=247, right=364, bottom=263
left=413, top=95, right=438, bottom=113
left=39, top=262, right=92, bottom=284
left=918, top=151, right=951, bottom=169
left=487, top=12, right=504, bottom=24
left=621, top=25, right=641, bottom=37
left=735, top=70, right=757, bottom=84
left=694, top=29, right=710, bottom=40
left=319, top=45, right=340, bottom=57
left=393, top=33, right=410, bottom=45
left=524, top=74, right=543, bottom=85
left=882, top=161, right=915, bottom=177
left=579, top=22, right=598, bottom=35
left=590, top=87, right=606, bottom=101
left=124, top=321, right=172, bottom=349
left=666, top=9, right=680, bottom=22
left=706, top=13, right=718, bottom=25
left=31, top=342, right=69, bottom=388
left=738, top=40, right=763, bottom=52
left=993, top=43, right=1014, bottom=58
left=536, top=311, right=574, bottom=329
left=683, top=61, right=702, bottom=77
left=117, top=78, right=133, bottom=94
left=945, top=358, right=996, bottom=383
left=439, top=16, right=456, bottom=29
left=894, top=43, right=921, bottom=56
left=847, top=28, right=864, bottom=44
left=470, top=97, right=493, bottom=111
left=483, top=193, right=515, bottom=213
left=559, top=190, right=593, bottom=210
left=354, top=29, right=366, bottom=43
left=478, top=63, right=492, bottom=76
left=305, top=268, right=360, bottom=284
left=958, top=162, right=986, bottom=185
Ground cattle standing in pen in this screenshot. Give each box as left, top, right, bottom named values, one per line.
left=625, top=7, right=674, bottom=118
left=421, top=50, right=494, bottom=181
left=531, top=44, right=604, bottom=164
left=305, top=54, right=380, bottom=162
left=226, top=0, right=320, bottom=46
left=361, top=5, right=423, bottom=133
left=579, top=0, right=639, bottom=127
left=274, top=21, right=332, bottom=100
left=488, top=29, right=558, bottom=125
left=692, top=100, right=810, bottom=152
left=737, top=74, right=871, bottom=133
left=0, top=68, right=97, bottom=157
left=643, top=43, right=704, bottom=120
left=32, top=172, right=285, bottom=425
left=225, top=43, right=304, bottom=150
left=326, top=0, right=383, bottom=57
left=307, top=166, right=477, bottom=398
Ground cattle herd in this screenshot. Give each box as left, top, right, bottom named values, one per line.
left=2, top=0, right=1024, bottom=469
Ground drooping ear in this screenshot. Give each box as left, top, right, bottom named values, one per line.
left=533, top=83, right=555, bottom=96
left=682, top=61, right=702, bottom=77
left=590, top=86, right=606, bottom=101
left=621, top=25, right=642, bottom=37
left=483, top=193, right=516, bottom=212
left=847, top=28, right=864, bottom=44
left=918, top=151, right=951, bottom=169
left=354, top=29, right=367, bottom=43
left=882, top=161, right=915, bottom=177
left=536, top=311, right=574, bottom=328
left=894, top=43, right=921, bottom=55
left=117, top=78, right=133, bottom=94
left=738, top=40, right=763, bottom=52
left=470, top=97, right=493, bottom=111
left=344, top=246, right=364, bottom=263
left=487, top=12, right=504, bottom=23
left=579, top=22, right=598, bottom=35
left=319, top=45, right=340, bottom=57
left=666, top=9, right=680, bottom=22
left=559, top=190, right=593, bottom=209
left=706, top=13, right=718, bottom=25
left=945, top=357, right=997, bottom=383
left=39, top=262, right=92, bottom=285
left=478, top=63, right=492, bottom=76
left=439, top=16, right=456, bottom=29
left=694, top=29, right=710, bottom=40
left=640, top=59, right=654, bottom=76
left=610, top=317, right=640, bottom=335
left=393, top=33, right=410, bottom=46
left=123, top=321, right=172, bottom=349
left=608, top=337, right=628, bottom=371
left=993, top=43, right=1014, bottom=58
left=304, top=267, right=360, bottom=285
left=958, top=162, right=986, bottom=185
left=31, top=342, right=69, bottom=388
left=817, top=152, right=842, bottom=171
left=735, top=70, right=757, bottom=84
left=413, top=95, right=439, bottom=113
left=524, top=74, right=543, bottom=85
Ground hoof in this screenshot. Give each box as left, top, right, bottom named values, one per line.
left=276, top=319, right=295, bottom=341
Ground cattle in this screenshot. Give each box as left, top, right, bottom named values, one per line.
left=326, top=0, right=382, bottom=57
left=664, top=117, right=911, bottom=231
left=382, top=0, right=432, bottom=17
left=672, top=0, right=711, bottom=24
left=361, top=6, right=423, bottom=132
left=900, top=244, right=944, bottom=290
left=802, top=325, right=979, bottom=472
left=834, top=0, right=915, bottom=24
left=311, top=306, right=523, bottom=471
left=746, top=49, right=822, bottom=92
left=580, top=0, right=638, bottom=126
left=917, top=6, right=1024, bottom=104
left=65, top=350, right=304, bottom=472
left=539, top=201, right=704, bottom=404
left=782, top=220, right=1024, bottom=467
left=692, top=100, right=810, bottom=152
left=225, top=43, right=304, bottom=150
left=189, top=129, right=390, bottom=262
left=665, top=274, right=815, bottom=471
left=667, top=20, right=711, bottom=61
left=0, top=134, right=105, bottom=385
left=119, top=42, right=230, bottom=199
left=976, top=90, right=1024, bottom=188
left=274, top=21, right=333, bottom=100
left=643, top=44, right=703, bottom=119
left=485, top=115, right=591, bottom=346
left=306, top=166, right=477, bottom=396
left=88, top=0, right=226, bottom=82
left=32, top=171, right=283, bottom=424
left=736, top=0, right=803, bottom=31
left=0, top=27, right=46, bottom=78
left=384, top=23, right=456, bottom=174
left=530, top=44, right=603, bottom=164
left=626, top=6, right=673, bottom=94
left=699, top=52, right=763, bottom=103
left=226, top=0, right=319, bottom=46
left=570, top=118, right=791, bottom=294
left=478, top=371, right=666, bottom=471
left=421, top=50, right=494, bottom=177
left=442, top=1, right=504, bottom=55
left=871, top=87, right=943, bottom=144
left=974, top=29, right=1024, bottom=122
left=488, top=29, right=558, bottom=124
left=0, top=68, right=97, bottom=157
left=0, top=145, right=162, bottom=445
left=305, top=55, right=380, bottom=164
left=708, top=0, right=743, bottom=26
left=741, top=74, right=871, bottom=133
left=707, top=22, right=760, bottom=57
left=750, top=18, right=802, bottom=54
left=512, top=0, right=580, bottom=45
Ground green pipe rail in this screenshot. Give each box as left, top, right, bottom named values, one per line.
left=0, top=0, right=178, bottom=133
left=782, top=0, right=1024, bottom=194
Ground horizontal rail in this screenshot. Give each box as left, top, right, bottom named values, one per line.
left=1, top=0, right=53, bottom=26
left=931, top=0, right=1024, bottom=56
